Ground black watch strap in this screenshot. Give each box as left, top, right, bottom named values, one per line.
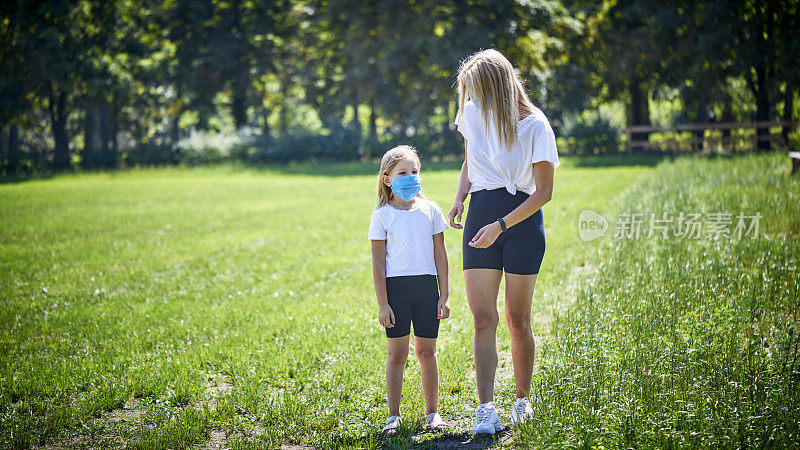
left=497, top=218, right=507, bottom=232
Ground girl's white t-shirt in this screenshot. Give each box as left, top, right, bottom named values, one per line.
left=368, top=198, right=449, bottom=278
left=455, top=99, right=560, bottom=195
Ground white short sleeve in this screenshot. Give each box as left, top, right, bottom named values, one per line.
left=454, top=103, right=474, bottom=142
left=431, top=202, right=449, bottom=235
left=368, top=209, right=386, bottom=240
left=531, top=121, right=560, bottom=170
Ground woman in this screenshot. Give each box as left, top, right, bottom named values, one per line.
left=448, top=49, right=559, bottom=434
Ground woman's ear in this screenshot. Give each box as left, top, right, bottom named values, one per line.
left=382, top=174, right=392, bottom=187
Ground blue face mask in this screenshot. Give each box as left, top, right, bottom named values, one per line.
left=391, top=174, right=421, bottom=201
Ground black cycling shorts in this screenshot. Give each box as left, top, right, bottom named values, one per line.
left=462, top=188, right=546, bottom=275
left=385, top=275, right=440, bottom=339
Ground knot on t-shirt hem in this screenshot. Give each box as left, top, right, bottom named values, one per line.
left=505, top=182, right=517, bottom=195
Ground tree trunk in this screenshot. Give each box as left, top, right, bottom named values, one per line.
left=722, top=95, right=733, bottom=151
left=369, top=99, right=377, bottom=142
left=230, top=0, right=248, bottom=130
left=83, top=104, right=95, bottom=168
left=440, top=101, right=451, bottom=152
left=352, top=100, right=363, bottom=156
left=694, top=100, right=707, bottom=152
left=754, top=61, right=770, bottom=151
left=7, top=124, right=19, bottom=174
left=629, top=76, right=650, bottom=151
left=51, top=89, right=70, bottom=171
left=367, top=98, right=377, bottom=160
left=782, top=80, right=794, bottom=143
left=110, top=112, right=118, bottom=160
left=83, top=103, right=99, bottom=168
left=99, top=106, right=114, bottom=168
left=279, top=81, right=288, bottom=136
left=231, top=70, right=248, bottom=129
left=262, top=107, right=272, bottom=142
left=171, top=115, right=181, bottom=147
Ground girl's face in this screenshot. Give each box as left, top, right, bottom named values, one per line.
left=383, top=158, right=420, bottom=187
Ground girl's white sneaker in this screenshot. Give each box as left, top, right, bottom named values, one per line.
left=425, top=412, right=448, bottom=430
left=382, top=415, right=401, bottom=434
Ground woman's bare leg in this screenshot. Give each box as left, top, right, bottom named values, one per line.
left=465, top=268, right=503, bottom=404
left=504, top=273, right=537, bottom=399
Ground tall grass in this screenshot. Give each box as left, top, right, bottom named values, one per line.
left=521, top=153, right=800, bottom=448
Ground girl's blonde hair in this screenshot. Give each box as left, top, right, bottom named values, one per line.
left=376, top=145, right=424, bottom=208
left=457, top=49, right=536, bottom=150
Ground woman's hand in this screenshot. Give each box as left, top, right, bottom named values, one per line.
left=468, top=221, right=502, bottom=248
left=437, top=296, right=450, bottom=319
left=447, top=200, right=464, bottom=229
left=379, top=304, right=395, bottom=328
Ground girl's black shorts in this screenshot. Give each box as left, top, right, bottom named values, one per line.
left=463, top=188, right=546, bottom=275
left=385, top=274, right=440, bottom=339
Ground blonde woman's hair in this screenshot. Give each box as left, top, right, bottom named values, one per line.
left=376, top=145, right=424, bottom=208
left=457, top=49, right=536, bottom=150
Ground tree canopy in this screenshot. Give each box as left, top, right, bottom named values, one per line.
left=1, top=0, right=797, bottom=174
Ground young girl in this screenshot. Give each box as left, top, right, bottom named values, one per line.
left=368, top=145, right=450, bottom=434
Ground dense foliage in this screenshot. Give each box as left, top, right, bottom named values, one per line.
left=1, top=0, right=798, bottom=174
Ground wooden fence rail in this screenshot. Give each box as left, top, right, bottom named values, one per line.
left=624, top=120, right=795, bottom=153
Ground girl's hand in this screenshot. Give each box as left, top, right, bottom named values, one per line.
left=437, top=296, right=450, bottom=319
left=447, top=200, right=464, bottom=229
left=379, top=304, right=395, bottom=328
left=468, top=221, right=502, bottom=248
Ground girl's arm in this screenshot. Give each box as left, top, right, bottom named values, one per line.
left=468, top=161, right=555, bottom=248
left=447, top=141, right=472, bottom=229
left=433, top=232, right=450, bottom=319
left=371, top=240, right=395, bottom=327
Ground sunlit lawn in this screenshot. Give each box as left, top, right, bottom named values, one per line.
left=1, top=152, right=797, bottom=448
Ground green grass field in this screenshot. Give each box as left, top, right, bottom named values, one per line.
left=1, top=153, right=798, bottom=448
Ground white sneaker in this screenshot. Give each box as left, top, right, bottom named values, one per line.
left=425, top=412, right=448, bottom=430
left=382, top=415, right=401, bottom=434
left=511, top=397, right=533, bottom=425
left=472, top=402, right=502, bottom=434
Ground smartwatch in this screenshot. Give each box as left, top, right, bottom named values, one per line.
left=497, top=218, right=507, bottom=232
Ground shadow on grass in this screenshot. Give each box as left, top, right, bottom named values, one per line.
left=567, top=153, right=671, bottom=168
left=0, top=153, right=673, bottom=185
left=325, top=425, right=511, bottom=449
left=258, top=159, right=464, bottom=177
left=258, top=153, right=669, bottom=178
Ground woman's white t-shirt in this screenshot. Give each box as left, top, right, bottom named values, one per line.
left=455, top=99, right=560, bottom=195
left=368, top=198, right=449, bottom=278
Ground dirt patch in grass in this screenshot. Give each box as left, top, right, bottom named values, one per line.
left=197, top=372, right=234, bottom=411
left=535, top=262, right=597, bottom=335
left=202, top=428, right=234, bottom=449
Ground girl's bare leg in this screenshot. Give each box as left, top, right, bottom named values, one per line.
left=386, top=336, right=410, bottom=416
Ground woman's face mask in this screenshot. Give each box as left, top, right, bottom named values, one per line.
left=391, top=174, right=421, bottom=201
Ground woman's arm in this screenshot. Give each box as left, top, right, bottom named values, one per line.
left=432, top=232, right=450, bottom=319
left=455, top=157, right=472, bottom=202
left=468, top=161, right=555, bottom=248
left=503, top=161, right=554, bottom=227
left=447, top=141, right=472, bottom=229
left=371, top=240, right=395, bottom=327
